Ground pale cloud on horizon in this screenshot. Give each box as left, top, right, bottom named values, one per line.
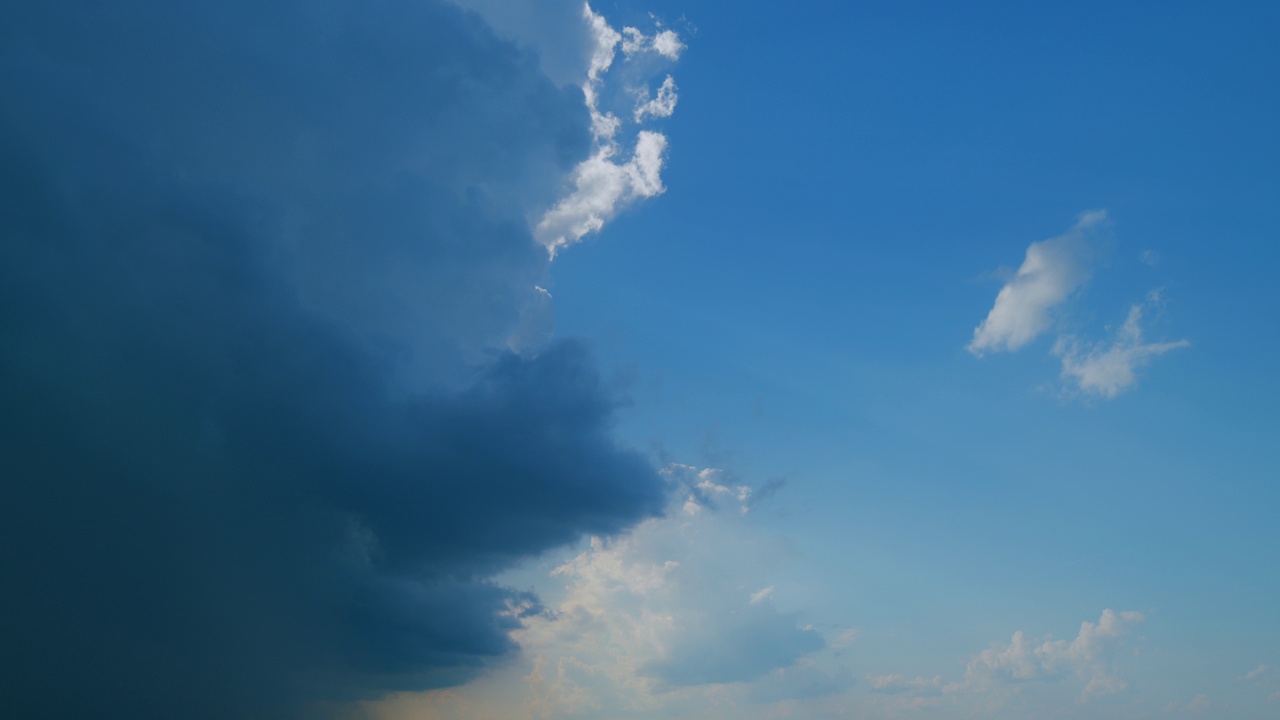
left=863, top=609, right=1146, bottom=715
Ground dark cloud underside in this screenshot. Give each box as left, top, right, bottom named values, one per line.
left=0, top=1, right=666, bottom=718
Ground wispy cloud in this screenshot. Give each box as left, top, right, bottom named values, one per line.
left=968, top=211, right=1106, bottom=356
left=1054, top=293, right=1190, bottom=398
left=1239, top=663, right=1280, bottom=705
left=369, top=464, right=844, bottom=718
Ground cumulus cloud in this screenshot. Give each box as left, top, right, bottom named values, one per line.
left=861, top=610, right=1147, bottom=717
left=0, top=1, right=670, bottom=718
left=372, top=464, right=844, bottom=718
left=968, top=212, right=1188, bottom=398
left=529, top=466, right=826, bottom=693
left=535, top=5, right=682, bottom=256
left=968, top=211, right=1105, bottom=355
left=960, top=609, right=1145, bottom=701
left=1054, top=293, right=1190, bottom=398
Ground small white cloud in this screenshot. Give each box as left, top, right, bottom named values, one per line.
left=634, top=75, right=678, bottom=122
left=1054, top=293, right=1189, bottom=398
left=621, top=26, right=685, bottom=60
left=968, top=211, right=1105, bottom=355
left=748, top=586, right=775, bottom=605
left=651, top=29, right=685, bottom=59
left=1183, top=693, right=1210, bottom=712
left=1140, top=249, right=1161, bottom=266
left=870, top=674, right=943, bottom=695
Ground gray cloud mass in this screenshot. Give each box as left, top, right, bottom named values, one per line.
left=0, top=1, right=667, bottom=718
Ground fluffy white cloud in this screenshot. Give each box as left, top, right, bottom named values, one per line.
left=535, top=4, right=682, bottom=256
left=869, top=674, right=943, bottom=695
left=968, top=211, right=1105, bottom=355
left=1054, top=293, right=1189, bottom=398
left=959, top=609, right=1145, bottom=701
left=622, top=26, right=686, bottom=60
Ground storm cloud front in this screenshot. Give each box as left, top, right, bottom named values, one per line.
left=0, top=1, right=668, bottom=717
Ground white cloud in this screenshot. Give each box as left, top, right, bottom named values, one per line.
left=1242, top=664, right=1271, bottom=681
left=968, top=211, right=1105, bottom=355
left=959, top=609, right=1145, bottom=702
left=634, top=75, right=678, bottom=121
left=1240, top=664, right=1280, bottom=706
left=514, top=473, right=827, bottom=701
left=535, top=4, right=681, bottom=256
left=1054, top=293, right=1189, bottom=398
left=968, top=213, right=1188, bottom=398
left=374, top=463, right=841, bottom=718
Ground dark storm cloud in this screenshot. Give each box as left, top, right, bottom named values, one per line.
left=0, top=1, right=666, bottom=718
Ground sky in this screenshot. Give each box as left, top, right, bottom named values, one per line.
left=1, top=1, right=1277, bottom=719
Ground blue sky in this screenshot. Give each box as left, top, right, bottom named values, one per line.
left=2, top=1, right=1277, bottom=719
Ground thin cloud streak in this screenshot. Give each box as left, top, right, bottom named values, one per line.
left=0, top=1, right=673, bottom=717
